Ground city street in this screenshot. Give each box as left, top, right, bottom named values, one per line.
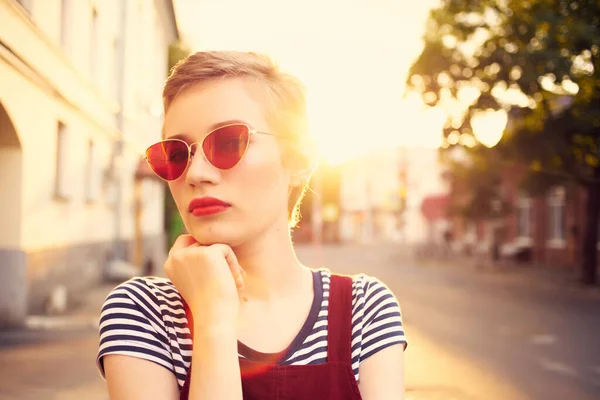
left=3, top=0, right=598, bottom=399
left=1, top=243, right=600, bottom=399
left=298, top=244, right=600, bottom=400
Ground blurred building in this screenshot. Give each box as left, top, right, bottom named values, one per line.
left=330, top=146, right=449, bottom=244
left=420, top=193, right=451, bottom=246
left=449, top=165, right=600, bottom=269
left=0, top=0, right=178, bottom=327
left=402, top=147, right=450, bottom=246
left=506, top=186, right=600, bottom=269
left=338, top=150, right=393, bottom=243
left=335, top=146, right=444, bottom=244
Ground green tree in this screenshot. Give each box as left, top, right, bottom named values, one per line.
left=408, top=0, right=600, bottom=284
left=442, top=146, right=511, bottom=222
left=164, top=39, right=192, bottom=248
left=168, top=39, right=193, bottom=74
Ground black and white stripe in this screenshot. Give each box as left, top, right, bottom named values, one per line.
left=97, top=269, right=406, bottom=389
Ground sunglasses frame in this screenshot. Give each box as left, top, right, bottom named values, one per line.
left=144, top=123, right=281, bottom=182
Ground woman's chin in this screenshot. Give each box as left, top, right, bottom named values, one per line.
left=187, top=228, right=240, bottom=247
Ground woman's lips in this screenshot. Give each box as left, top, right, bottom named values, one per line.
left=190, top=205, right=230, bottom=216
left=188, top=197, right=231, bottom=216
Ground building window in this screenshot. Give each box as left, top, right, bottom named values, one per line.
left=517, top=195, right=532, bottom=238
left=55, top=122, right=71, bottom=200
left=547, top=186, right=566, bottom=244
left=59, top=0, right=72, bottom=54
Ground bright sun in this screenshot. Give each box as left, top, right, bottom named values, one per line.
left=307, top=91, right=446, bottom=165
left=175, top=0, right=444, bottom=164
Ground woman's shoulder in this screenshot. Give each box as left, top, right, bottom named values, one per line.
left=314, top=268, right=407, bottom=370
left=316, top=268, right=395, bottom=301
left=97, top=276, right=191, bottom=386
left=104, top=275, right=180, bottom=301
left=100, top=275, right=185, bottom=319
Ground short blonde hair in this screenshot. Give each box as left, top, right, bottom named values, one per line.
left=163, top=51, right=315, bottom=228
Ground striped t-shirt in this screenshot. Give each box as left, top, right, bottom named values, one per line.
left=96, top=268, right=407, bottom=389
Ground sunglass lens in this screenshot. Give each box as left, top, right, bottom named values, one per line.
left=145, top=140, right=189, bottom=180
left=203, top=125, right=249, bottom=169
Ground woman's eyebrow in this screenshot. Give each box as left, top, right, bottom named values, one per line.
left=165, top=133, right=193, bottom=141
left=207, top=119, right=251, bottom=131
left=165, top=120, right=250, bottom=141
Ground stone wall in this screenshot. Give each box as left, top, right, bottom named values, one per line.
left=25, top=233, right=167, bottom=315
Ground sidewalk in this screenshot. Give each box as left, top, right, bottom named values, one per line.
left=0, top=281, right=117, bottom=348
left=0, top=282, right=118, bottom=400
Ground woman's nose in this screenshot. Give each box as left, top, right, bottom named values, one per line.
left=184, top=146, right=221, bottom=186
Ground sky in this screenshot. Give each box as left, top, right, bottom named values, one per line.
left=173, top=0, right=445, bottom=163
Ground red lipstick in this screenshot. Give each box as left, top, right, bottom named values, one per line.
left=188, top=197, right=231, bottom=217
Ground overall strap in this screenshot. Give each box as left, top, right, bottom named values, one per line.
left=326, top=274, right=354, bottom=363
left=180, top=299, right=193, bottom=400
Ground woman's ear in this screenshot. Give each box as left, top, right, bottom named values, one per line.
left=288, top=136, right=317, bottom=187
left=290, top=167, right=314, bottom=187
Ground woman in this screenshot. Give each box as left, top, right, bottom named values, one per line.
left=97, top=51, right=407, bottom=400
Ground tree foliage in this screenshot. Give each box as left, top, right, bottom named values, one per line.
left=168, top=39, right=193, bottom=74
left=441, top=146, right=511, bottom=221
left=408, top=0, right=600, bottom=284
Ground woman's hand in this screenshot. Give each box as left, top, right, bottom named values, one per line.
left=164, top=234, right=245, bottom=331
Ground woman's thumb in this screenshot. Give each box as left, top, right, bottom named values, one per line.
left=220, top=245, right=245, bottom=289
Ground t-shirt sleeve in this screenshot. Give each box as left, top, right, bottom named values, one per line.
left=359, top=276, right=407, bottom=362
left=96, top=278, right=174, bottom=379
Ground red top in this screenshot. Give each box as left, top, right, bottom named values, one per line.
left=180, top=274, right=362, bottom=400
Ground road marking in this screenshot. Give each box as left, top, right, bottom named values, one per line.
left=530, top=334, right=557, bottom=345
left=539, top=358, right=579, bottom=377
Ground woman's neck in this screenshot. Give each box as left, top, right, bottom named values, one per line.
left=233, top=219, right=310, bottom=302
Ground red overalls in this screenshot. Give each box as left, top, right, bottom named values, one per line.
left=180, top=274, right=363, bottom=400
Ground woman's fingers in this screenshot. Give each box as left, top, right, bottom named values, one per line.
left=214, top=244, right=245, bottom=289
left=170, top=234, right=198, bottom=254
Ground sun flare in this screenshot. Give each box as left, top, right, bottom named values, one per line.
left=174, top=0, right=442, bottom=163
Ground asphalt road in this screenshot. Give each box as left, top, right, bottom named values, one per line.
left=297, top=243, right=600, bottom=400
